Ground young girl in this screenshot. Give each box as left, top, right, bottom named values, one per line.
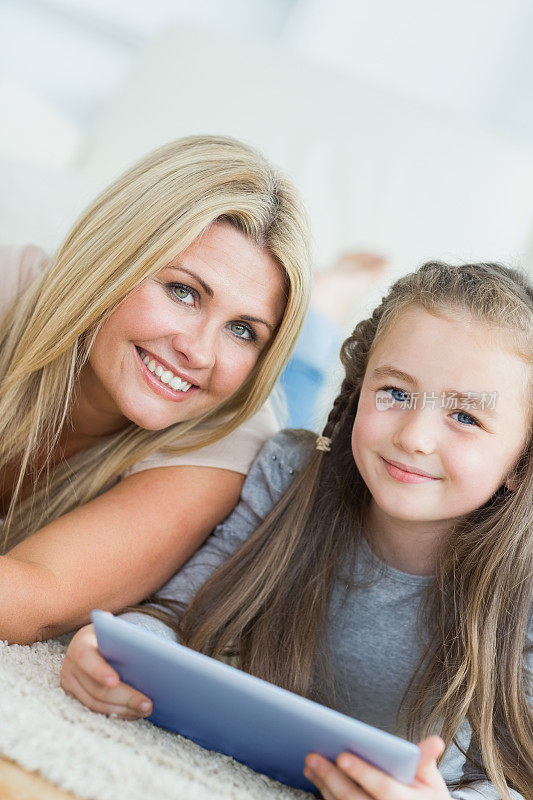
left=62, top=261, right=532, bottom=800
left=0, top=135, right=311, bottom=644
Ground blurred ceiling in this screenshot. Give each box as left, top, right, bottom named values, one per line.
left=2, top=0, right=533, bottom=149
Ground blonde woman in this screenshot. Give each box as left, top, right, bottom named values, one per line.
left=0, top=135, right=311, bottom=645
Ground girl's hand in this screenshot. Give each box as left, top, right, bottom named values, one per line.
left=304, top=736, right=450, bottom=800
left=60, top=621, right=153, bottom=719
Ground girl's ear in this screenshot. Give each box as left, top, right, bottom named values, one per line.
left=505, top=473, right=519, bottom=492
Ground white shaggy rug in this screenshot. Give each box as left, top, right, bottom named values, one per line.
left=0, top=638, right=311, bottom=800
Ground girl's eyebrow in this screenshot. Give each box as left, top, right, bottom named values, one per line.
left=371, top=365, right=498, bottom=417
left=165, top=265, right=275, bottom=332
left=372, top=366, right=417, bottom=386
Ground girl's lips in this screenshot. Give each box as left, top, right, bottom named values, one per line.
left=381, top=458, right=440, bottom=484
left=134, top=346, right=200, bottom=403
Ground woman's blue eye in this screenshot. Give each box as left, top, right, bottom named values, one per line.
left=386, top=387, right=410, bottom=403
left=229, top=322, right=255, bottom=341
left=170, top=284, right=195, bottom=305
left=451, top=411, right=479, bottom=427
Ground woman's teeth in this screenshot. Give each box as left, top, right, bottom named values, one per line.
left=137, top=348, right=192, bottom=393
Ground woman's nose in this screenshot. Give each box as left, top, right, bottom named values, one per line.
left=392, top=408, right=437, bottom=455
left=171, top=324, right=216, bottom=371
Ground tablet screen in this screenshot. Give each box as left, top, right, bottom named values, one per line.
left=92, top=610, right=420, bottom=792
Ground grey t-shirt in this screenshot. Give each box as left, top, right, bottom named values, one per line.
left=122, top=431, right=531, bottom=800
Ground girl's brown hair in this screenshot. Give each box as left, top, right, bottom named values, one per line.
left=137, top=262, right=533, bottom=799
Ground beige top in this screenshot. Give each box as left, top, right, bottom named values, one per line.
left=0, top=245, right=279, bottom=477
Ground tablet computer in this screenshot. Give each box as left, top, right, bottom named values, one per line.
left=92, top=610, right=420, bottom=793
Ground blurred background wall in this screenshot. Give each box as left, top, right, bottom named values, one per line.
left=0, top=0, right=533, bottom=294
left=5, top=0, right=533, bottom=427
left=2, top=0, right=533, bottom=287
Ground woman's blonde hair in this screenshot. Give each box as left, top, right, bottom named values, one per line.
left=142, top=262, right=532, bottom=799
left=0, top=135, right=311, bottom=551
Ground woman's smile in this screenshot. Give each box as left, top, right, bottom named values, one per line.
left=134, top=345, right=200, bottom=403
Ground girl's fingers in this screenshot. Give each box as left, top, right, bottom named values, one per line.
left=328, top=739, right=449, bottom=800
left=305, top=754, right=372, bottom=800
left=414, top=737, right=448, bottom=789
left=66, top=627, right=119, bottom=687
left=61, top=624, right=153, bottom=718
left=332, top=751, right=408, bottom=800
left=65, top=672, right=148, bottom=719
left=66, top=663, right=152, bottom=716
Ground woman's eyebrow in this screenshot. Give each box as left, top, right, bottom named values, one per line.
left=166, top=265, right=214, bottom=297
left=239, top=314, right=275, bottom=332
left=166, top=265, right=275, bottom=332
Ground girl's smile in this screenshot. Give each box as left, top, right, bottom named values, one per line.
left=380, top=457, right=441, bottom=483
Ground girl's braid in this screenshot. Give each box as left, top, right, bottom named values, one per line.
left=320, top=301, right=387, bottom=446
left=321, top=373, right=354, bottom=442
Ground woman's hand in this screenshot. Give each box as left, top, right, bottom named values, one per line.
left=303, top=736, right=450, bottom=800
left=60, top=621, right=153, bottom=719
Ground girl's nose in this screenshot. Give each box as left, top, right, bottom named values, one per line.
left=392, top=409, right=437, bottom=455
left=171, top=324, right=216, bottom=371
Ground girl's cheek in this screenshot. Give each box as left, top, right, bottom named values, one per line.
left=473, top=455, right=509, bottom=496
left=446, top=450, right=504, bottom=512
left=354, top=396, right=389, bottom=443
left=352, top=404, right=379, bottom=458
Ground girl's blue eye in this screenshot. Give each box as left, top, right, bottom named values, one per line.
left=386, top=387, right=410, bottom=403
left=170, top=283, right=196, bottom=306
left=229, top=322, right=255, bottom=341
left=451, top=411, right=479, bottom=427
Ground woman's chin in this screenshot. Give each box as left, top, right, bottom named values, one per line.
left=118, top=402, right=188, bottom=431
left=120, top=396, right=214, bottom=431
left=130, top=411, right=192, bottom=431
